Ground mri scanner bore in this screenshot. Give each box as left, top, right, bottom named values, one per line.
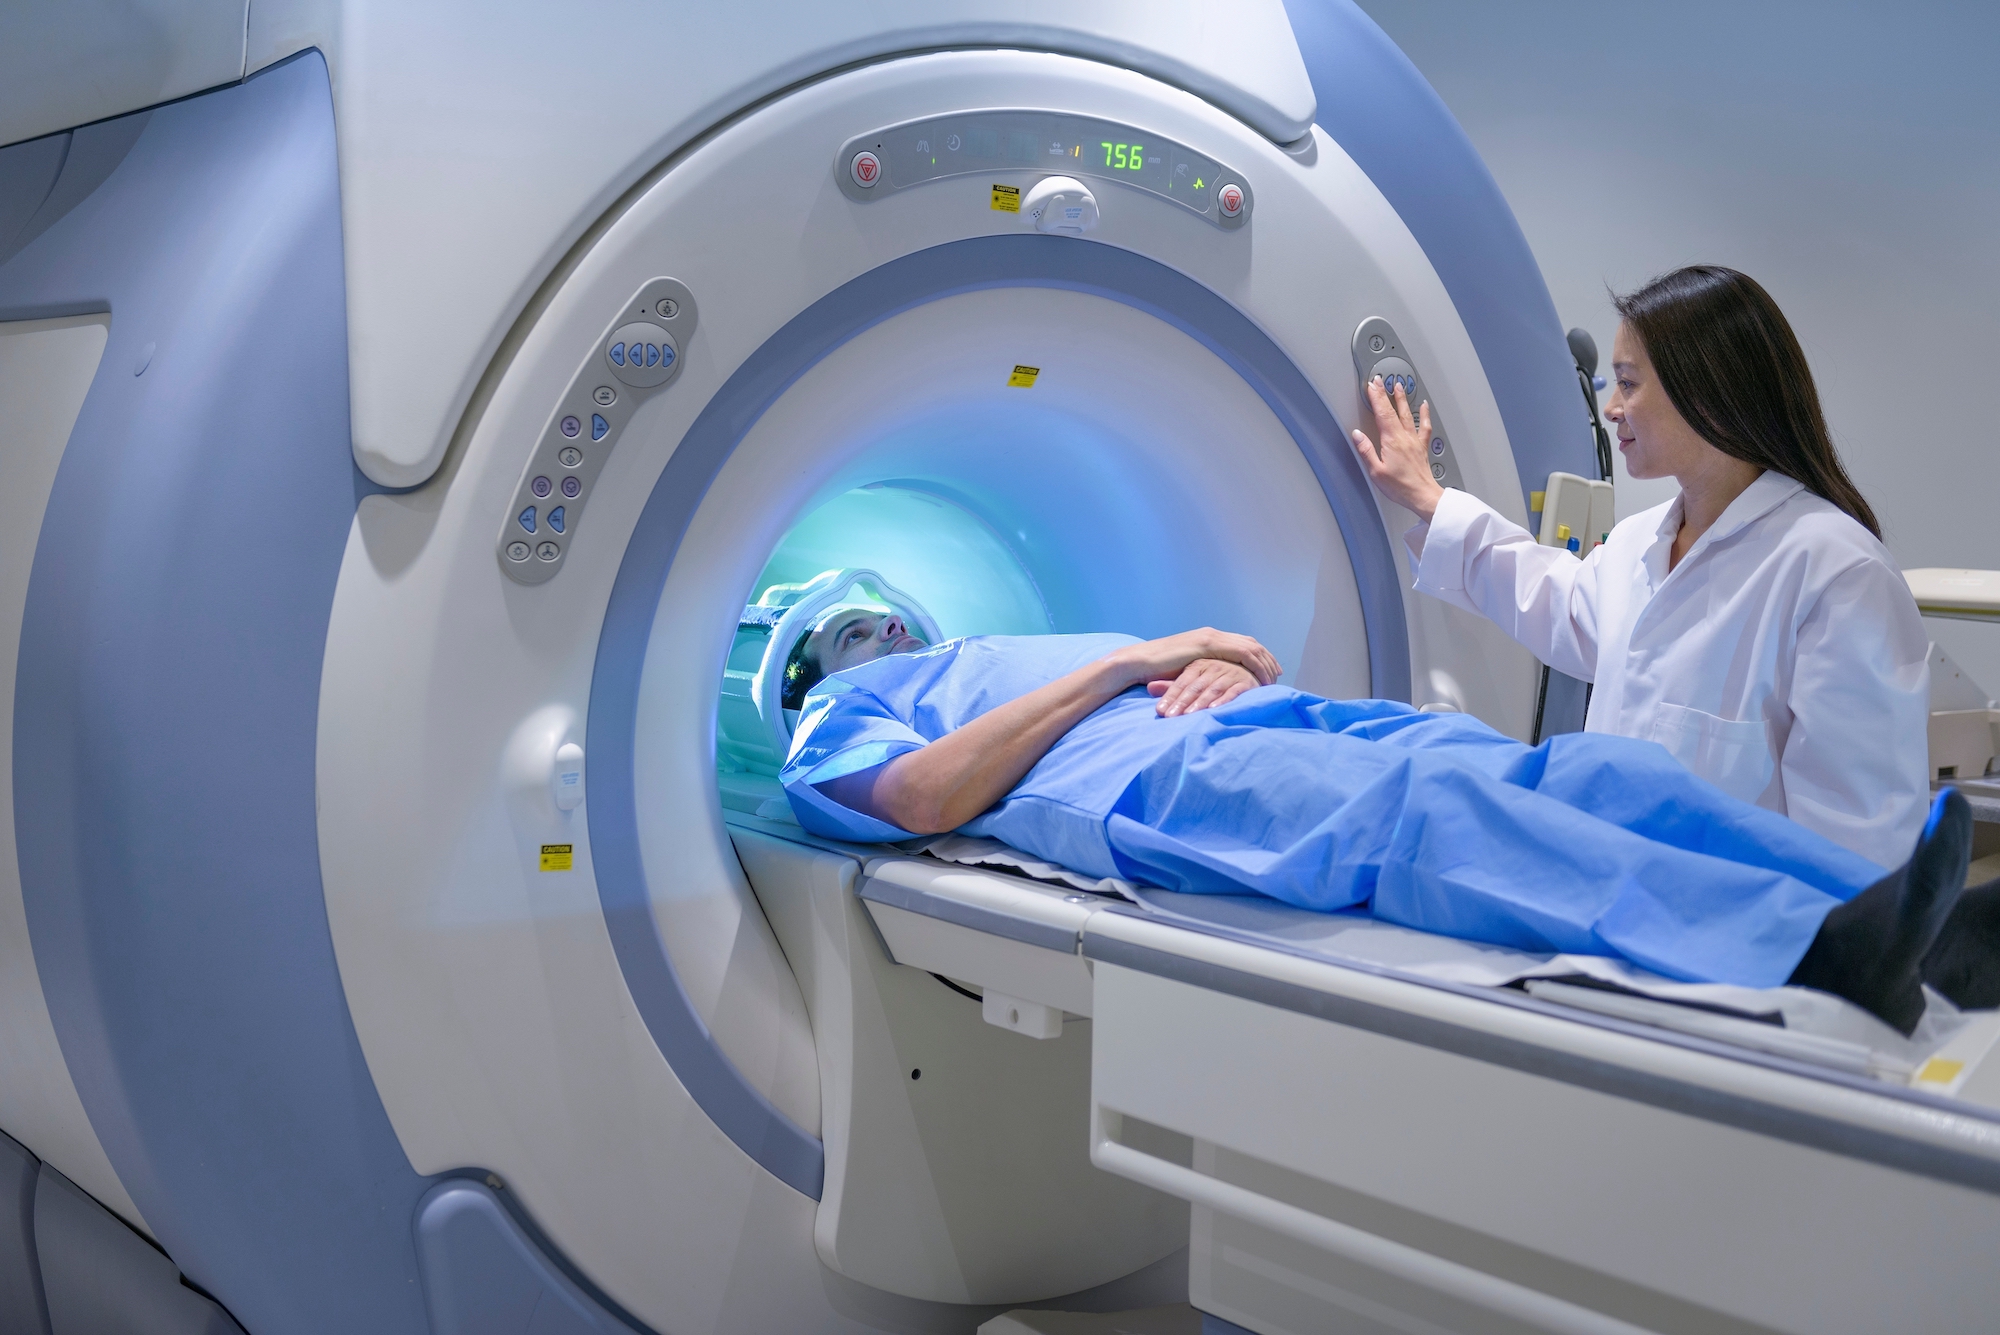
left=12, top=6, right=2000, bottom=1335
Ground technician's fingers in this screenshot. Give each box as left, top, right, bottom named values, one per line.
left=1350, top=427, right=1382, bottom=470
left=1360, top=379, right=1424, bottom=467
left=1392, top=380, right=1417, bottom=433
left=1366, top=376, right=1404, bottom=439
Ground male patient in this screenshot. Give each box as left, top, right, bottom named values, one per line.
left=778, top=612, right=1998, bottom=1035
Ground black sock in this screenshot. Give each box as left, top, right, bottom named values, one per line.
left=1788, top=789, right=1972, bottom=1035
left=1923, top=877, right=2000, bottom=1010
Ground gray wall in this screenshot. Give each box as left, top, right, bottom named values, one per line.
left=1359, top=0, right=2000, bottom=695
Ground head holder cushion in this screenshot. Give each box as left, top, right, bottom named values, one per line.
left=745, top=568, right=941, bottom=761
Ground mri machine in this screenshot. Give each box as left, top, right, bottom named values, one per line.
left=5, top=3, right=2000, bottom=1333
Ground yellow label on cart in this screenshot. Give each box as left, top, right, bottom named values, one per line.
left=1916, top=1057, right=1965, bottom=1086
left=990, top=183, right=1021, bottom=212
left=539, top=843, right=574, bottom=872
left=1007, top=365, right=1040, bottom=388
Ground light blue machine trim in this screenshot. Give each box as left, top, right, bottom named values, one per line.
left=414, top=1180, right=645, bottom=1335
left=1285, top=0, right=1598, bottom=513
left=589, top=233, right=1410, bottom=1200
left=3, top=54, right=438, bottom=1335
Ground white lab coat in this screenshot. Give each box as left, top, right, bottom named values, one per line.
left=1408, top=471, right=1930, bottom=868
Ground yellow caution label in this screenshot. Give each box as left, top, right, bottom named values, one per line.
left=1007, top=365, right=1040, bottom=388
left=1529, top=490, right=1546, bottom=513
left=1916, top=1057, right=1965, bottom=1085
left=990, top=183, right=1021, bottom=213
left=539, top=843, right=574, bottom=872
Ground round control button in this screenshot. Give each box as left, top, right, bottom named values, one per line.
left=1430, top=438, right=1446, bottom=457
left=531, top=475, right=552, bottom=498
left=1369, top=335, right=1386, bottom=353
left=1430, top=461, right=1447, bottom=481
left=606, top=323, right=679, bottom=387
left=506, top=541, right=531, bottom=562
left=561, top=476, right=581, bottom=498
left=850, top=150, right=882, bottom=188
left=560, top=416, right=581, bottom=437
left=536, top=541, right=561, bottom=562
left=1218, top=182, right=1245, bottom=218
left=593, top=385, right=616, bottom=406
left=654, top=298, right=678, bottom=319
left=558, top=446, right=583, bottom=468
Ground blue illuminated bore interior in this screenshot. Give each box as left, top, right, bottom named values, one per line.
left=715, top=474, right=1054, bottom=788
left=696, top=279, right=1380, bottom=803
left=755, top=484, right=1052, bottom=639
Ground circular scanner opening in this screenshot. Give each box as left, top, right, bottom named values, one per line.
left=612, top=281, right=1379, bottom=1164
left=673, top=287, right=1375, bottom=824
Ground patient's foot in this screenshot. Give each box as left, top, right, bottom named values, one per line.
left=1789, top=789, right=1972, bottom=1035
left=1923, top=877, right=2000, bottom=1010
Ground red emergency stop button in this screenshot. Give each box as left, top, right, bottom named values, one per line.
left=850, top=151, right=882, bottom=188
left=1218, top=182, right=1245, bottom=218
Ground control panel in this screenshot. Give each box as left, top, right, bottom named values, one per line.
left=1350, top=317, right=1464, bottom=494
left=836, top=110, right=1251, bottom=230
left=498, top=278, right=698, bottom=584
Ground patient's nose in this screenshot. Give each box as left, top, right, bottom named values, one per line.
left=880, top=615, right=905, bottom=640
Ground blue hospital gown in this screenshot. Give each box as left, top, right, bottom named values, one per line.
left=780, top=635, right=1888, bottom=987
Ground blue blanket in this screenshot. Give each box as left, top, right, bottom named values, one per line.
left=781, top=634, right=1885, bottom=987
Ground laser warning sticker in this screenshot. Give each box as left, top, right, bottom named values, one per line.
left=1007, top=365, right=1040, bottom=388
left=540, top=843, right=574, bottom=872
left=990, top=183, right=1021, bottom=212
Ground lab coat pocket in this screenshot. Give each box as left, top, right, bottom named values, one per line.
left=1649, top=703, right=1775, bottom=805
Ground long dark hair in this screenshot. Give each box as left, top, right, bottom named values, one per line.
left=1613, top=266, right=1880, bottom=538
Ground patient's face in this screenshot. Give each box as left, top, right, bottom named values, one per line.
left=808, top=611, right=926, bottom=676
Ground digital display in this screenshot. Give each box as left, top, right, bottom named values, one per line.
left=1101, top=142, right=1145, bottom=172
left=840, top=110, right=1248, bottom=228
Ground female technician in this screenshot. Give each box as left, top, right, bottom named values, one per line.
left=1350, top=265, right=1929, bottom=867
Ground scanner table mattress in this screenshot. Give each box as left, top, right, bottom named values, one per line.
left=915, top=834, right=1998, bottom=1091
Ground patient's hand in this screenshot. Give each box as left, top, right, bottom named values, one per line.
left=821, top=627, right=1280, bottom=834
left=1148, top=659, right=1260, bottom=716
left=1109, top=628, right=1281, bottom=691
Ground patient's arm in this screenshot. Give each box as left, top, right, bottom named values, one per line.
left=819, top=631, right=1277, bottom=834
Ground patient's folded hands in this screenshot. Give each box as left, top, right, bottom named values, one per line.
left=1148, top=658, right=1261, bottom=717
left=1104, top=627, right=1281, bottom=691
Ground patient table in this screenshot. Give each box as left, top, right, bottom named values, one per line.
left=730, top=810, right=2000, bottom=1335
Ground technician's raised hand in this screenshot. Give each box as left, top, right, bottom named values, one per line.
left=1148, top=658, right=1261, bottom=716
left=1349, top=376, right=1444, bottom=523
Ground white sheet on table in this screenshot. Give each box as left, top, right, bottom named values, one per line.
left=916, top=834, right=1987, bottom=1084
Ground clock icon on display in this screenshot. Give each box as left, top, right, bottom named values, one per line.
left=946, top=134, right=961, bottom=151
